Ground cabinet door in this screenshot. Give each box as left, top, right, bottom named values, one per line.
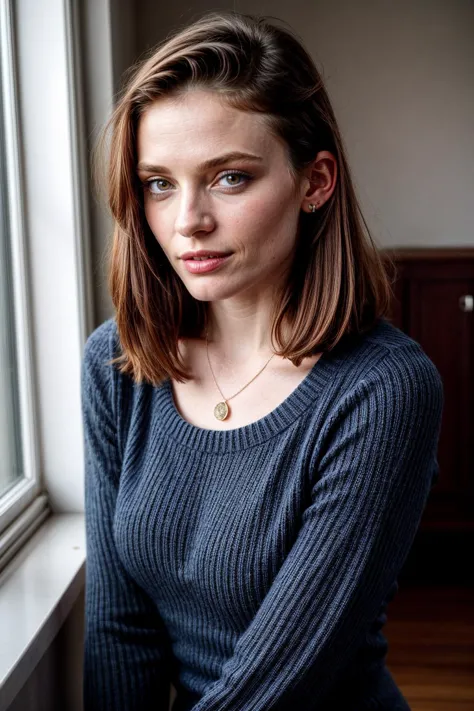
left=411, top=274, right=474, bottom=527
left=387, top=255, right=474, bottom=530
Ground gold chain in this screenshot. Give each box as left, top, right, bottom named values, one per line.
left=205, top=327, right=276, bottom=420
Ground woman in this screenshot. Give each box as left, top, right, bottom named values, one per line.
left=82, top=10, right=444, bottom=711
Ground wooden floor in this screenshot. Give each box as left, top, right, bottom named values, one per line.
left=386, top=585, right=474, bottom=710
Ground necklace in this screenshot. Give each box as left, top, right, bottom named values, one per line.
left=205, top=328, right=276, bottom=421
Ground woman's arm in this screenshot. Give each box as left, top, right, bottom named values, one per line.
left=191, top=346, right=444, bottom=711
left=82, top=322, right=172, bottom=711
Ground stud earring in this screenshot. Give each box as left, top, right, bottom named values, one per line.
left=308, top=203, right=318, bottom=212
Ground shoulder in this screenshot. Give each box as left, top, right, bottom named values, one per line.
left=314, top=320, right=444, bottom=485
left=83, top=317, right=120, bottom=368
left=339, top=318, right=442, bottom=388
left=326, top=317, right=444, bottom=428
left=363, top=318, right=443, bottom=399
left=81, top=318, right=123, bottom=410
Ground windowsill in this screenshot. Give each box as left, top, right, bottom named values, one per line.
left=0, top=514, right=85, bottom=710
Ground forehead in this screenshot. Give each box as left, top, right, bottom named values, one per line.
left=136, top=89, right=281, bottom=165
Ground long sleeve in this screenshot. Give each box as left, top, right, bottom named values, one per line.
left=82, top=324, right=172, bottom=711
left=191, top=347, right=444, bottom=711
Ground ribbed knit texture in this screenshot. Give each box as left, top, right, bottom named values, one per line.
left=82, top=316, right=444, bottom=711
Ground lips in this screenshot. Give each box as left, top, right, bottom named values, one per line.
left=186, top=256, right=222, bottom=261
left=180, top=250, right=231, bottom=260
left=182, top=254, right=231, bottom=273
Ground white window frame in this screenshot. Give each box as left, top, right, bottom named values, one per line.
left=0, top=0, right=45, bottom=548
left=0, top=0, right=93, bottom=571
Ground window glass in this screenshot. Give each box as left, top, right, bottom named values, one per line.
left=0, top=57, right=24, bottom=499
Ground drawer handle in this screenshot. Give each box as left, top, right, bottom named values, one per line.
left=459, top=295, right=473, bottom=312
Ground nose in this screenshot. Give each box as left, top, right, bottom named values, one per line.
left=175, top=189, right=215, bottom=237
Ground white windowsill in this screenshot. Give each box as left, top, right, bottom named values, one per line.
left=0, top=514, right=85, bottom=710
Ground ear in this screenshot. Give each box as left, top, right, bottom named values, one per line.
left=301, top=150, right=338, bottom=213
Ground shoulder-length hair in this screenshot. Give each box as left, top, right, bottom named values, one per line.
left=97, top=10, right=394, bottom=386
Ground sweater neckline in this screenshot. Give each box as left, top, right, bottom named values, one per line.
left=155, top=338, right=348, bottom=454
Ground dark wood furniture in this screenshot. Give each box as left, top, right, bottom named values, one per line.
left=381, top=248, right=474, bottom=583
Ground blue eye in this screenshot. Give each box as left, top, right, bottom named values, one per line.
left=142, top=170, right=252, bottom=198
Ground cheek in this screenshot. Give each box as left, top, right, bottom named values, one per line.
left=144, top=200, right=161, bottom=228
left=144, top=201, right=156, bottom=232
left=234, top=191, right=298, bottom=248
left=144, top=202, right=168, bottom=249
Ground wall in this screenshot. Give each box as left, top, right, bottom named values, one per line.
left=6, top=590, right=84, bottom=711
left=79, top=0, right=138, bottom=326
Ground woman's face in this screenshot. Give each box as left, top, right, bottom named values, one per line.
left=136, top=89, right=308, bottom=303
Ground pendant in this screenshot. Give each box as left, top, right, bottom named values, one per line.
left=214, top=401, right=229, bottom=421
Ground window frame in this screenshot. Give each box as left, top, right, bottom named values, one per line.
left=0, top=0, right=43, bottom=540
left=0, top=0, right=93, bottom=569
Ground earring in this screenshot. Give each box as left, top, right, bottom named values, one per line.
left=308, top=203, right=318, bottom=212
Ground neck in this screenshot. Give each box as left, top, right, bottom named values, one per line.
left=204, top=301, right=282, bottom=362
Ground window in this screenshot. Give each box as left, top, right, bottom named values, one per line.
left=0, top=0, right=49, bottom=569
left=0, top=80, right=23, bottom=502
left=0, top=0, right=94, bottom=573
left=0, top=0, right=96, bottom=697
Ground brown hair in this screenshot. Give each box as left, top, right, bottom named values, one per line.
left=98, top=10, right=395, bottom=386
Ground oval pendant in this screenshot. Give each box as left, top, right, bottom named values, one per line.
left=214, top=401, right=229, bottom=421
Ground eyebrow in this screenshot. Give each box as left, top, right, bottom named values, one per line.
left=136, top=151, right=264, bottom=174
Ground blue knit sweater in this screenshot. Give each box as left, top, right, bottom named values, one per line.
left=82, top=316, right=443, bottom=711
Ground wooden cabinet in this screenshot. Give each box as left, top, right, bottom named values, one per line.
left=382, top=248, right=474, bottom=582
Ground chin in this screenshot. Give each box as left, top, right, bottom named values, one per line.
left=185, top=282, right=242, bottom=302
